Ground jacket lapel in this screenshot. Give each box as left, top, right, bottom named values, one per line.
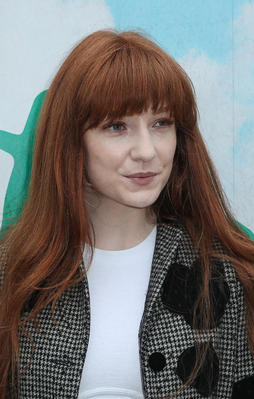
left=139, top=223, right=183, bottom=338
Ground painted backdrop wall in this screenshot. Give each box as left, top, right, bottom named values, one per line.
left=0, top=0, right=254, bottom=230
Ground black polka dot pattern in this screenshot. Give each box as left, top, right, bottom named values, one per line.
left=232, top=374, right=254, bottom=398
left=161, top=259, right=230, bottom=329
left=148, top=352, right=166, bottom=372
left=176, top=343, right=219, bottom=397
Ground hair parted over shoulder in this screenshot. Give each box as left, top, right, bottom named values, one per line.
left=1, top=29, right=254, bottom=397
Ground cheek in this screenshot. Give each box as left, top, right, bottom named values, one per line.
left=87, top=148, right=115, bottom=171
left=84, top=142, right=117, bottom=187
left=86, top=139, right=126, bottom=170
left=161, top=136, right=177, bottom=166
left=86, top=149, right=103, bottom=179
left=84, top=141, right=101, bottom=184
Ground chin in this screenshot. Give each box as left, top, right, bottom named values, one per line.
left=127, top=197, right=159, bottom=209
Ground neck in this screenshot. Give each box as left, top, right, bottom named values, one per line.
left=88, top=197, right=156, bottom=251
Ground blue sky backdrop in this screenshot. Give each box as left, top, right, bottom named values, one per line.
left=107, top=0, right=236, bottom=61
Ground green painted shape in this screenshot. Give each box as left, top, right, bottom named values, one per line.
left=237, top=222, right=254, bottom=241
left=0, top=91, right=47, bottom=230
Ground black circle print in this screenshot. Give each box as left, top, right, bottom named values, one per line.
left=176, top=343, right=219, bottom=397
left=162, top=259, right=230, bottom=329
left=148, top=352, right=167, bottom=372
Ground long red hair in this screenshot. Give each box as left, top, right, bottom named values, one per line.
left=1, top=29, right=254, bottom=397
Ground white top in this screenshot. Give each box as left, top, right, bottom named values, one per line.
left=78, top=226, right=157, bottom=399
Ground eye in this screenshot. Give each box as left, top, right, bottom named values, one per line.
left=154, top=118, right=173, bottom=127
left=105, top=123, right=125, bottom=131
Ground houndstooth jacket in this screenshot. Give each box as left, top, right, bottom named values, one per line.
left=15, top=222, right=254, bottom=398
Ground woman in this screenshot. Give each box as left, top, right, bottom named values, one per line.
left=0, top=30, right=254, bottom=399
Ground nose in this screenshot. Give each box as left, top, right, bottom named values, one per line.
left=130, top=127, right=157, bottom=162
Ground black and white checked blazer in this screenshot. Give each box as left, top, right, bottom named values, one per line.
left=12, top=223, right=254, bottom=397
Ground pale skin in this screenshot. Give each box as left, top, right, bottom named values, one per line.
left=83, top=108, right=177, bottom=251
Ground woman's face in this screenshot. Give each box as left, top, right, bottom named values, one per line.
left=83, top=108, right=177, bottom=212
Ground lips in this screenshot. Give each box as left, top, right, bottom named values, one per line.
left=127, top=172, right=157, bottom=178
left=125, top=172, right=158, bottom=185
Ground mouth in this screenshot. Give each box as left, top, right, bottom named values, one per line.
left=127, top=172, right=157, bottom=178
left=125, top=172, right=158, bottom=185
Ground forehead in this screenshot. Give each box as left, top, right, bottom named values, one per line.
left=84, top=108, right=173, bottom=132
left=86, top=102, right=175, bottom=130
left=80, top=46, right=186, bottom=129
